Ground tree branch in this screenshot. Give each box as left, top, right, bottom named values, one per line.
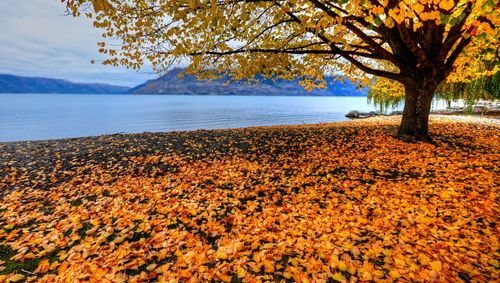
left=306, top=0, right=400, bottom=66
left=276, top=2, right=402, bottom=81
left=189, top=48, right=381, bottom=59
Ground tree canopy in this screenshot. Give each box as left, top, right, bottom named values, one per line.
left=369, top=32, right=500, bottom=111
left=63, top=0, right=499, bottom=138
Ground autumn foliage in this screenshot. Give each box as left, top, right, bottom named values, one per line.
left=1, top=117, right=498, bottom=282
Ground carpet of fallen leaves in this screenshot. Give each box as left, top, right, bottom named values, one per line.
left=0, top=116, right=499, bottom=282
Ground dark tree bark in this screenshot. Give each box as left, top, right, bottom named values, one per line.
left=398, top=77, right=439, bottom=141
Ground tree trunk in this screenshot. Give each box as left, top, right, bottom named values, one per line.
left=398, top=80, right=437, bottom=141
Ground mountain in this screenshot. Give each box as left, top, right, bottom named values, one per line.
left=0, top=70, right=366, bottom=96
left=0, top=74, right=130, bottom=94
left=130, top=68, right=366, bottom=96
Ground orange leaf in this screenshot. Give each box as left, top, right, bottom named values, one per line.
left=35, top=258, right=50, bottom=274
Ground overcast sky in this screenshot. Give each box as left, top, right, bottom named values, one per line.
left=0, top=0, right=156, bottom=86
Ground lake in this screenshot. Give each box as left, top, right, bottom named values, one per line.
left=0, top=94, right=445, bottom=142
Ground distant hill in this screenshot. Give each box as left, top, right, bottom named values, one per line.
left=0, top=74, right=130, bottom=94
left=130, top=68, right=366, bottom=96
left=0, top=70, right=367, bottom=96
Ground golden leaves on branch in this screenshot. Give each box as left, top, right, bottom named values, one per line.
left=60, top=0, right=499, bottom=91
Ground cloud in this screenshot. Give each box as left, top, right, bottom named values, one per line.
left=0, top=0, right=155, bottom=86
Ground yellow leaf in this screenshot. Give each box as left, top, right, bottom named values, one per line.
left=389, top=269, right=401, bottom=278
left=251, top=241, right=260, bottom=250
left=262, top=259, right=275, bottom=273
left=338, top=260, right=347, bottom=271
left=236, top=266, right=246, bottom=278
left=85, top=227, right=97, bottom=235
left=439, top=0, right=454, bottom=11
left=430, top=261, right=442, bottom=272
left=360, top=270, right=372, bottom=280
left=394, top=258, right=406, bottom=267
left=332, top=272, right=345, bottom=282
left=418, top=254, right=430, bottom=265
left=91, top=0, right=114, bottom=13
left=114, top=236, right=125, bottom=244
left=373, top=270, right=385, bottom=278
left=8, top=274, right=25, bottom=282
left=146, top=263, right=157, bottom=271
left=216, top=251, right=227, bottom=259
left=412, top=3, right=424, bottom=13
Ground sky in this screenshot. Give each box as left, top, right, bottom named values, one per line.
left=0, top=0, right=156, bottom=86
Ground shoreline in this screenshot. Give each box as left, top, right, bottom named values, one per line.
left=1, top=114, right=498, bottom=145
left=1, top=115, right=498, bottom=193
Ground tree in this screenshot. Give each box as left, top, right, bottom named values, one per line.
left=63, top=0, right=499, bottom=140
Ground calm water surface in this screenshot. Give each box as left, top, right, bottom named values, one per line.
left=0, top=94, right=444, bottom=142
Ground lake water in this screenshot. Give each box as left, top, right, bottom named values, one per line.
left=0, top=94, right=445, bottom=142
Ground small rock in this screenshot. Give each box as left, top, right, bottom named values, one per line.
left=346, top=110, right=360, bottom=118
left=346, top=110, right=384, bottom=119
